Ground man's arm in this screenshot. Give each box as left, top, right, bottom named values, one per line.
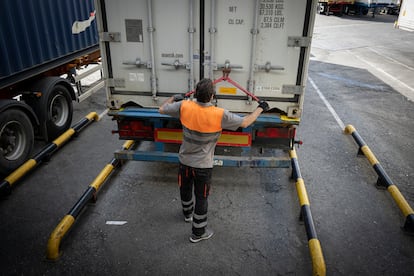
left=159, top=96, right=175, bottom=114
left=240, top=107, right=263, bottom=128
left=240, top=100, right=269, bottom=128
left=159, top=94, right=184, bottom=114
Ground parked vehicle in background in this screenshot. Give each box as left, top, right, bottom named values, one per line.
left=318, top=0, right=356, bottom=15
left=384, top=2, right=401, bottom=14
left=0, top=0, right=102, bottom=175
left=318, top=0, right=400, bottom=16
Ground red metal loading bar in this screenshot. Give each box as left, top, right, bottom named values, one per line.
left=185, top=73, right=260, bottom=102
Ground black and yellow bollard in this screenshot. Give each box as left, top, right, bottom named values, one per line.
left=46, top=140, right=135, bottom=260
left=344, top=124, right=414, bottom=234
left=290, top=148, right=326, bottom=276
left=0, top=112, right=99, bottom=196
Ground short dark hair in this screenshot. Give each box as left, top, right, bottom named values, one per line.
left=195, top=78, right=214, bottom=103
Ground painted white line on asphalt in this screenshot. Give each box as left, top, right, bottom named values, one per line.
left=309, top=77, right=346, bottom=130
left=106, top=221, right=127, bottom=225
left=98, top=109, right=109, bottom=120
left=350, top=50, right=414, bottom=101
left=368, top=47, right=414, bottom=71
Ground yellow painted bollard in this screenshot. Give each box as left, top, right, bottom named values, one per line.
left=344, top=124, right=414, bottom=234
left=290, top=148, right=326, bottom=275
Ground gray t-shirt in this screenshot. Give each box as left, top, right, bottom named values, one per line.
left=162, top=100, right=243, bottom=168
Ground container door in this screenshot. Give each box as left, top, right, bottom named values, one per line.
left=204, top=0, right=315, bottom=115
left=99, top=0, right=316, bottom=116
left=101, top=0, right=195, bottom=108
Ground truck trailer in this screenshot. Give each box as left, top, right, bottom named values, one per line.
left=95, top=0, right=317, bottom=167
left=318, top=0, right=356, bottom=15
left=318, top=0, right=399, bottom=15
left=0, top=0, right=101, bottom=175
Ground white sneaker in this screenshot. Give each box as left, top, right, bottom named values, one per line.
left=189, top=229, right=214, bottom=243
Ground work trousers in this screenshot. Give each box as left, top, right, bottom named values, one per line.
left=178, top=163, right=212, bottom=236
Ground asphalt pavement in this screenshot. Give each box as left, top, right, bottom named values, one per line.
left=1, top=13, right=414, bottom=275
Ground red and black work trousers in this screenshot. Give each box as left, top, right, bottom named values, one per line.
left=178, top=163, right=212, bottom=236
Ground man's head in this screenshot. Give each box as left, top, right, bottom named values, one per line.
left=195, top=78, right=215, bottom=103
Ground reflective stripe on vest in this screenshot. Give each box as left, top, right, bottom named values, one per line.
left=180, top=101, right=224, bottom=133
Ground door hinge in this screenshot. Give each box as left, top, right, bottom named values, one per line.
left=282, top=85, right=304, bottom=95
left=288, top=36, right=311, bottom=48
left=107, top=78, right=126, bottom=88
left=101, top=32, right=121, bottom=42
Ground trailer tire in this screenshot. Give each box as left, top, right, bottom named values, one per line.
left=0, top=109, right=34, bottom=175
left=36, top=82, right=73, bottom=141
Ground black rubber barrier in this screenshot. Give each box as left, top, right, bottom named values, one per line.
left=46, top=140, right=135, bottom=260
left=0, top=112, right=99, bottom=197
left=344, top=125, right=414, bottom=234
left=290, top=148, right=326, bottom=276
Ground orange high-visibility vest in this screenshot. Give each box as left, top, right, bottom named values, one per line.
left=180, top=100, right=224, bottom=133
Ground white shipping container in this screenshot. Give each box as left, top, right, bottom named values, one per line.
left=397, top=0, right=414, bottom=32
left=95, top=0, right=317, bottom=118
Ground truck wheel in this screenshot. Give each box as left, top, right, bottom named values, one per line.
left=0, top=109, right=34, bottom=175
left=39, top=84, right=73, bottom=141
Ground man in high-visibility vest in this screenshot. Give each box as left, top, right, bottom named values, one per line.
left=159, top=78, right=269, bottom=243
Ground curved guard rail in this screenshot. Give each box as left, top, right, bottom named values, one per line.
left=46, top=140, right=135, bottom=260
